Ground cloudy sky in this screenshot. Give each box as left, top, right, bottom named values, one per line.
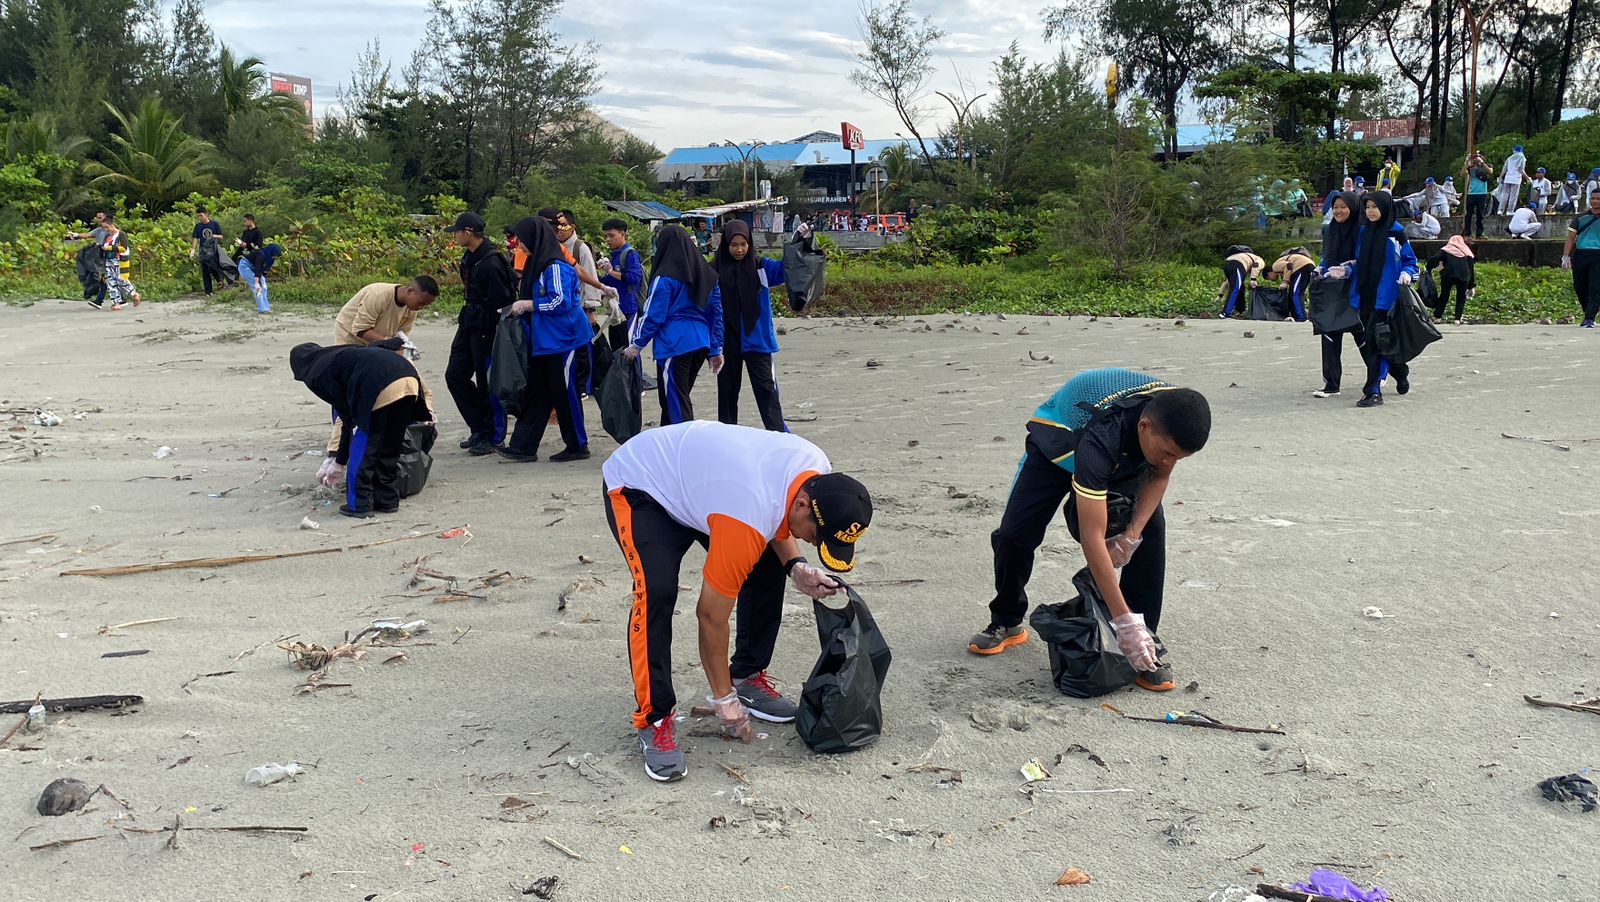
left=205, top=0, right=1061, bottom=150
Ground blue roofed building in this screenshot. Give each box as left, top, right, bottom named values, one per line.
left=655, top=132, right=926, bottom=206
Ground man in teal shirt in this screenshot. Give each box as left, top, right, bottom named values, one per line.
left=1462, top=151, right=1494, bottom=239
left=1562, top=191, right=1600, bottom=328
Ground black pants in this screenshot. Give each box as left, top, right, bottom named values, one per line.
left=1320, top=328, right=1359, bottom=392
left=1465, top=195, right=1489, bottom=237
left=604, top=484, right=786, bottom=728
left=1574, top=249, right=1600, bottom=321
left=445, top=309, right=499, bottom=442
left=988, top=447, right=1166, bottom=631
left=347, top=404, right=411, bottom=513
left=658, top=350, right=708, bottom=425
left=607, top=315, right=634, bottom=352
left=1434, top=276, right=1469, bottom=321
left=508, top=351, right=586, bottom=455
left=1287, top=267, right=1311, bottom=321
left=1220, top=260, right=1247, bottom=317
left=717, top=337, right=786, bottom=432
left=1356, top=305, right=1408, bottom=397
left=200, top=262, right=215, bottom=295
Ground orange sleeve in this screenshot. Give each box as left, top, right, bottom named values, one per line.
left=704, top=513, right=768, bottom=598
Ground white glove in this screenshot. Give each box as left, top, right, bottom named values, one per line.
left=1398, top=272, right=1412, bottom=286
left=395, top=330, right=420, bottom=361
left=1562, top=255, right=1572, bottom=271
left=316, top=458, right=345, bottom=488
left=790, top=563, right=842, bottom=599
left=707, top=690, right=753, bottom=742
left=1106, top=534, right=1143, bottom=568
left=509, top=299, right=533, bottom=315
left=1325, top=265, right=1346, bottom=279
left=1111, top=612, right=1159, bottom=672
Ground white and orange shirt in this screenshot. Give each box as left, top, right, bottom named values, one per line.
left=602, top=422, right=831, bottom=597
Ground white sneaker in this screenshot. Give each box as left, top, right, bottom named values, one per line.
left=1312, top=388, right=1340, bottom=398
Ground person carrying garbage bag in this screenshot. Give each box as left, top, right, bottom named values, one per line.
left=967, top=368, right=1211, bottom=693
left=601, top=421, right=872, bottom=782
left=1218, top=245, right=1265, bottom=318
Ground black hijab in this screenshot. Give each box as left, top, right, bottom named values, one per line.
left=1322, top=190, right=1362, bottom=266
left=510, top=216, right=565, bottom=299
left=1355, top=191, right=1403, bottom=300
left=650, top=224, right=717, bottom=309
left=290, top=340, right=424, bottom=431
left=714, top=220, right=763, bottom=332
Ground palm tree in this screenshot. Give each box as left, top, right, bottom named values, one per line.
left=0, top=114, right=91, bottom=164
left=84, top=99, right=218, bottom=213
left=218, top=46, right=305, bottom=122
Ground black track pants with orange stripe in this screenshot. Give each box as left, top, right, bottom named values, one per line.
left=604, top=483, right=786, bottom=729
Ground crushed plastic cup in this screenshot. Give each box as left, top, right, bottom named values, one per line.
left=153, top=446, right=174, bottom=460
left=1020, top=756, right=1051, bottom=782
left=24, top=704, right=46, bottom=733
left=244, top=762, right=303, bottom=786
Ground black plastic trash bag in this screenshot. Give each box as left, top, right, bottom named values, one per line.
left=599, top=353, right=643, bottom=444
left=1249, top=285, right=1293, bottom=321
left=796, top=582, right=892, bottom=754
left=488, top=315, right=528, bottom=416
left=1417, top=270, right=1439, bottom=308
left=397, top=423, right=436, bottom=499
left=781, top=231, right=827, bottom=312
left=1063, top=490, right=1135, bottom=542
left=75, top=243, right=105, bottom=300
left=1308, top=275, right=1361, bottom=335
left=1377, top=287, right=1442, bottom=364
left=588, top=335, right=614, bottom=400
left=1030, top=568, right=1150, bottom=699
left=1538, top=773, right=1598, bottom=812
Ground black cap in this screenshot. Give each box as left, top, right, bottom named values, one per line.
left=450, top=212, right=486, bottom=233
left=805, top=473, right=872, bottom=572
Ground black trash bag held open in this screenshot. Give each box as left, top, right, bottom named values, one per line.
left=1249, top=285, right=1293, bottom=321
left=396, top=423, right=436, bottom=498
left=1417, top=270, right=1439, bottom=308
left=599, top=353, right=643, bottom=445
left=796, top=582, right=891, bottom=754
left=488, top=314, right=529, bottom=417
left=1030, top=567, right=1155, bottom=699
left=781, top=231, right=827, bottom=312
left=1308, top=275, right=1361, bottom=335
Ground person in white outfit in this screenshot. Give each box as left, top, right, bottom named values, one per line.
left=1494, top=145, right=1527, bottom=214
left=1409, top=210, right=1441, bottom=239
left=1527, top=167, right=1554, bottom=213
left=1507, top=203, right=1541, bottom=239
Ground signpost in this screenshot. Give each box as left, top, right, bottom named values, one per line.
left=864, top=165, right=887, bottom=241
left=841, top=122, right=865, bottom=217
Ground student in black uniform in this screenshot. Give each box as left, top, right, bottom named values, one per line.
left=968, top=368, right=1211, bottom=692
left=445, top=212, right=515, bottom=456
left=291, top=340, right=433, bottom=519
left=1313, top=191, right=1362, bottom=398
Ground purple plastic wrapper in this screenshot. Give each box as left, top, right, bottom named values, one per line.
left=1290, top=870, right=1389, bottom=902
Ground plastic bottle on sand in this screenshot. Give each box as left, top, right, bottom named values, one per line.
left=245, top=763, right=303, bottom=786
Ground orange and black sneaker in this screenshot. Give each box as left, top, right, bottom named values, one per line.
left=1135, top=663, right=1176, bottom=692
left=968, top=624, right=1027, bottom=656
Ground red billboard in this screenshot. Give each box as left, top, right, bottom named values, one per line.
left=270, top=73, right=314, bottom=121
left=840, top=122, right=864, bottom=151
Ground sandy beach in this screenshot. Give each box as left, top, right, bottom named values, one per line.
left=1, top=297, right=1596, bottom=901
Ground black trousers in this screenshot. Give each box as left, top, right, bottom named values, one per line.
left=200, top=262, right=216, bottom=295
left=1220, top=260, right=1247, bottom=316
left=1356, top=305, right=1408, bottom=397
left=604, top=484, right=786, bottom=728
left=988, top=447, right=1166, bottom=631
left=1434, top=276, right=1469, bottom=321
left=508, top=351, right=586, bottom=455
left=658, top=350, right=708, bottom=425
left=347, top=404, right=410, bottom=513
left=1465, top=195, right=1489, bottom=237
left=1573, top=250, right=1600, bottom=320
left=1320, top=328, right=1360, bottom=392
left=717, top=338, right=786, bottom=432
left=445, top=309, right=498, bottom=441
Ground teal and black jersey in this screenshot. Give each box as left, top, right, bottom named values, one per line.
left=1025, top=368, right=1176, bottom=493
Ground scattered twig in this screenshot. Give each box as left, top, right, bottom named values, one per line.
left=100, top=617, right=181, bottom=633
left=1256, top=885, right=1360, bottom=902
left=545, top=740, right=571, bottom=759
left=1029, top=787, right=1134, bottom=795
left=1500, top=432, right=1571, bottom=451
left=0, top=694, right=142, bottom=715
left=0, top=532, right=57, bottom=547
left=0, top=693, right=40, bottom=748
left=451, top=626, right=473, bottom=646
left=28, top=835, right=104, bottom=852
left=541, top=836, right=584, bottom=860
left=233, top=634, right=298, bottom=664
left=1229, top=842, right=1267, bottom=861
left=210, top=468, right=268, bottom=498
left=101, top=650, right=150, bottom=658
left=718, top=762, right=750, bottom=785
left=179, top=671, right=237, bottom=694
left=849, top=578, right=927, bottom=587
left=1524, top=694, right=1600, bottom=717
left=60, top=525, right=465, bottom=578
left=166, top=814, right=181, bottom=851
left=1103, top=704, right=1285, bottom=735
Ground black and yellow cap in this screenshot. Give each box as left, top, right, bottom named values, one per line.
left=805, top=473, right=872, bottom=572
